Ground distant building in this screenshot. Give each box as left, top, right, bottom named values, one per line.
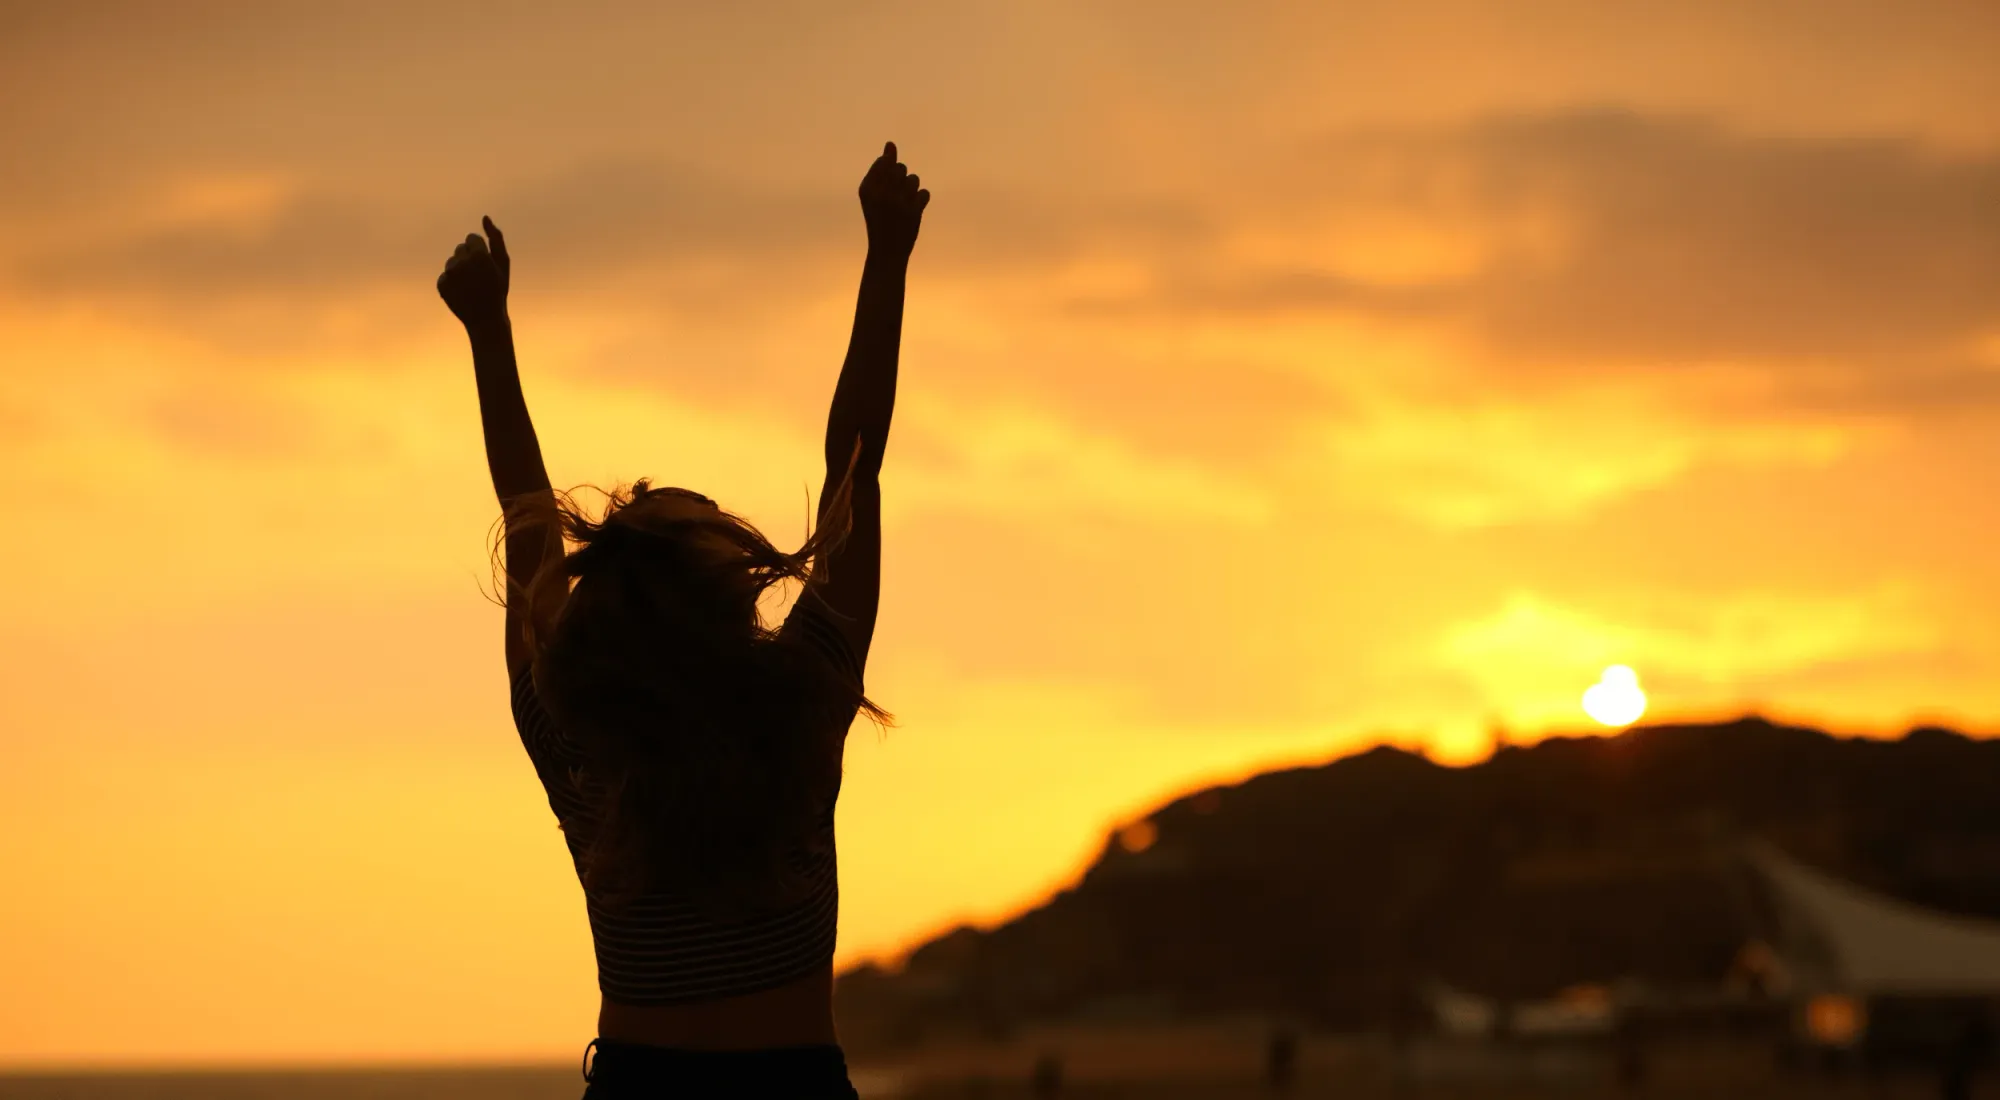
left=1747, top=844, right=2000, bottom=1067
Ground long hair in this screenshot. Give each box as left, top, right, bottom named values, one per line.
left=493, top=470, right=887, bottom=912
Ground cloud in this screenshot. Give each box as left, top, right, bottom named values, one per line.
left=1069, top=110, right=2000, bottom=407
left=0, top=153, right=1212, bottom=312
left=1425, top=111, right=2000, bottom=366
left=1316, top=377, right=1862, bottom=528
left=145, top=379, right=321, bottom=458
left=11, top=108, right=1994, bottom=533
left=8, top=161, right=836, bottom=303
left=27, top=108, right=1995, bottom=384
left=891, top=394, right=1273, bottom=527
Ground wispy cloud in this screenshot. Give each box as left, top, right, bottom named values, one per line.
left=1093, top=111, right=2000, bottom=404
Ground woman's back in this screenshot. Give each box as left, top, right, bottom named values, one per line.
left=509, top=594, right=857, bottom=1035
left=435, top=142, right=930, bottom=1094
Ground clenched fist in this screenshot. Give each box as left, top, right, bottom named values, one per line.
left=860, top=142, right=930, bottom=258
left=437, top=216, right=510, bottom=327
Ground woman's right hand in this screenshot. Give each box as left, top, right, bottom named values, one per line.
left=437, top=216, right=511, bottom=326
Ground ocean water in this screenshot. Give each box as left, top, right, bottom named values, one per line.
left=0, top=1067, right=909, bottom=1099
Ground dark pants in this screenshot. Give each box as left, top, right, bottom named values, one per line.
left=580, top=1038, right=861, bottom=1099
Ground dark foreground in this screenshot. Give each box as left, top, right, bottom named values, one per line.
left=881, top=1029, right=1989, bottom=1099
left=1, top=1034, right=1987, bottom=1100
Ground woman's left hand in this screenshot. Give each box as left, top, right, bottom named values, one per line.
left=437, top=216, right=511, bottom=326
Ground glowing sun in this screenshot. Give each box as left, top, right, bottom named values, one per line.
left=1582, top=665, right=1648, bottom=727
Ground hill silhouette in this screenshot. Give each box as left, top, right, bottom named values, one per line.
left=834, top=717, right=2000, bottom=1050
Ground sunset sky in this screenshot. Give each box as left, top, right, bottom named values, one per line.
left=4, top=0, right=1998, bottom=1067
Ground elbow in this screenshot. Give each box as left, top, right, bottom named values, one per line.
left=828, top=460, right=884, bottom=495
left=826, top=434, right=888, bottom=486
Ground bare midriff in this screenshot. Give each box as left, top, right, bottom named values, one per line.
left=596, top=965, right=837, bottom=1050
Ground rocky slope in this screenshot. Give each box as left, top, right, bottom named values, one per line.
left=835, top=718, right=2000, bottom=1049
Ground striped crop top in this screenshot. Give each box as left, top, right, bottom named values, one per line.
left=508, top=595, right=863, bottom=1005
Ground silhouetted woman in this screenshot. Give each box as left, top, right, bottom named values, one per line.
left=436, top=143, right=928, bottom=1099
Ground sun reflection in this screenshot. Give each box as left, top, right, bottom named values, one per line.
left=1582, top=665, right=1648, bottom=727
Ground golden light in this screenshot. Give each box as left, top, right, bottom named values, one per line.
left=1804, top=994, right=1866, bottom=1046
left=1582, top=665, right=1648, bottom=727
left=1557, top=983, right=1613, bottom=1012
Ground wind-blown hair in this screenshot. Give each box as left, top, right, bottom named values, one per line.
left=493, top=475, right=886, bottom=912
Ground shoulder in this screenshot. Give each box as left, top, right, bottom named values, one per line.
left=510, top=662, right=581, bottom=764
left=781, top=587, right=865, bottom=688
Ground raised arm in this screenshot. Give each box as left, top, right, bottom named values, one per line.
left=806, top=143, right=930, bottom=666
left=437, top=217, right=563, bottom=677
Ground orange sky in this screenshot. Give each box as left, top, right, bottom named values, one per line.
left=3, top=0, right=1999, bottom=1068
